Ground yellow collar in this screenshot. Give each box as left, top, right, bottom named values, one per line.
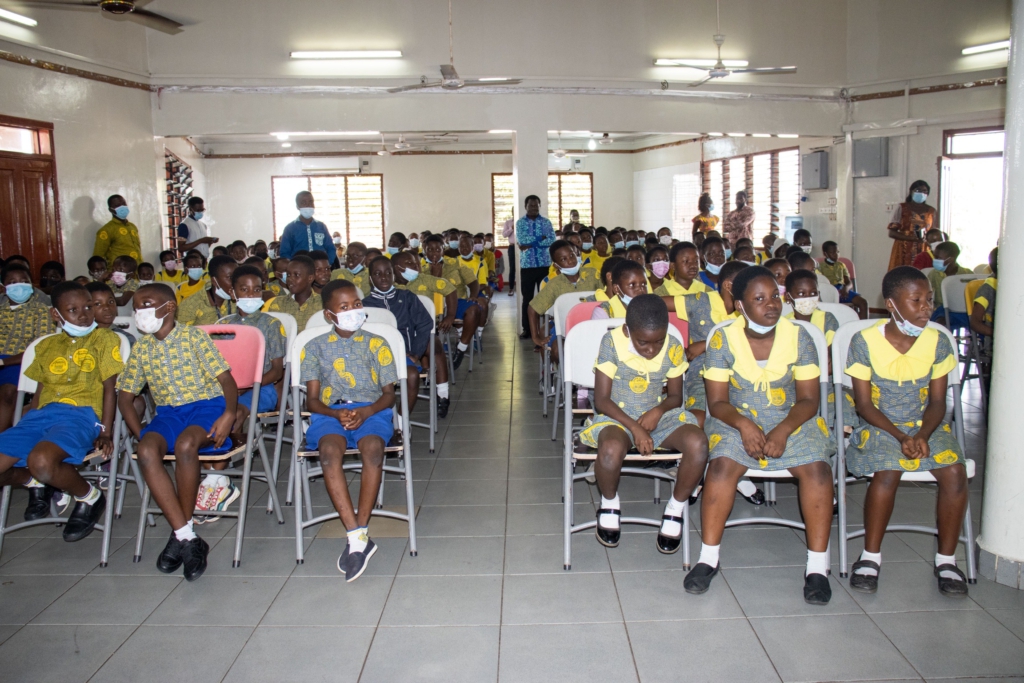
left=606, top=295, right=628, bottom=318
left=610, top=325, right=668, bottom=374
left=662, top=278, right=707, bottom=295
left=594, top=289, right=611, bottom=302
left=862, top=320, right=939, bottom=385
left=785, top=308, right=826, bottom=334
left=722, top=316, right=800, bottom=399
left=984, top=276, right=997, bottom=291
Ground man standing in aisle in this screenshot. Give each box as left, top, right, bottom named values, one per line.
left=515, top=195, right=554, bottom=339
left=502, top=211, right=517, bottom=297
left=93, top=194, right=142, bottom=264
left=279, top=191, right=338, bottom=267
left=177, top=196, right=218, bottom=259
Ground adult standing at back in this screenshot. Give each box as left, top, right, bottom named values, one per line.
left=691, top=192, right=720, bottom=239
left=886, top=180, right=936, bottom=270
left=502, top=211, right=517, bottom=297
left=515, top=195, right=555, bottom=339
left=93, top=194, right=142, bottom=264
left=722, top=190, right=754, bottom=248
left=178, top=196, right=218, bottom=259
left=279, top=190, right=338, bottom=267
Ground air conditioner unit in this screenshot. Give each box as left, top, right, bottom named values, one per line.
left=301, top=157, right=361, bottom=174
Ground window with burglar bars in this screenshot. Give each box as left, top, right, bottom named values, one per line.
left=271, top=174, right=385, bottom=248
left=491, top=172, right=594, bottom=247
left=702, top=147, right=800, bottom=242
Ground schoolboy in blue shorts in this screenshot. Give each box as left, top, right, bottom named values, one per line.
left=301, top=279, right=398, bottom=582
left=0, top=282, right=121, bottom=540
left=117, top=283, right=238, bottom=581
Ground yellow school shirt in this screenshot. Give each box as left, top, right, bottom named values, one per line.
left=0, top=298, right=54, bottom=355
left=93, top=219, right=141, bottom=263
left=116, top=324, right=229, bottom=407
left=177, top=278, right=208, bottom=302
left=331, top=267, right=371, bottom=297
left=26, top=328, right=124, bottom=419
left=176, top=290, right=236, bottom=326
left=156, top=270, right=187, bottom=286
left=265, top=292, right=323, bottom=331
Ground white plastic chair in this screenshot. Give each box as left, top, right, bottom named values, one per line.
left=831, top=319, right=976, bottom=582
left=818, top=302, right=860, bottom=328
left=817, top=274, right=840, bottom=304
left=940, top=274, right=978, bottom=332
left=972, top=264, right=992, bottom=275
left=549, top=292, right=602, bottom=440
left=561, top=318, right=688, bottom=570
left=289, top=323, right=418, bottom=563
left=112, top=315, right=139, bottom=339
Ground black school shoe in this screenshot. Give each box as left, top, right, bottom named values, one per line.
left=741, top=487, right=766, bottom=506
left=24, top=484, right=57, bottom=521
left=803, top=573, right=832, bottom=605
left=848, top=560, right=880, bottom=593
left=181, top=536, right=210, bottom=581
left=656, top=514, right=684, bottom=554
left=683, top=562, right=720, bottom=594
left=452, top=348, right=466, bottom=370
left=595, top=509, right=621, bottom=547
left=437, top=397, right=450, bottom=418
left=62, top=492, right=106, bottom=542
left=934, top=564, right=969, bottom=597
left=342, top=540, right=377, bottom=583
left=157, top=533, right=184, bottom=573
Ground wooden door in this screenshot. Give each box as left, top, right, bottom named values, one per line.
left=0, top=152, right=62, bottom=279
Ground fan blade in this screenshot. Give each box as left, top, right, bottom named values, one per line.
left=461, top=79, right=523, bottom=87
left=387, top=80, right=443, bottom=93
left=729, top=66, right=797, bottom=75
left=124, top=8, right=183, bottom=34
left=13, top=1, right=100, bottom=8
left=439, top=63, right=459, bottom=80
left=688, top=76, right=714, bottom=88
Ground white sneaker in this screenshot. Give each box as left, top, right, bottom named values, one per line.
left=204, top=479, right=240, bottom=524
left=584, top=462, right=596, bottom=484
left=193, top=477, right=218, bottom=524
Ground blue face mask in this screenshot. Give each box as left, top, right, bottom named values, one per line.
left=912, top=191, right=928, bottom=204
left=889, top=300, right=926, bottom=337
left=625, top=240, right=639, bottom=248
left=582, top=242, right=594, bottom=251
left=709, top=204, right=715, bottom=213
left=448, top=240, right=460, bottom=250
left=619, top=293, right=633, bottom=306
left=932, top=258, right=947, bottom=273
left=278, top=272, right=287, bottom=284
left=59, top=314, right=98, bottom=338
left=704, top=261, right=722, bottom=275
left=187, top=267, right=205, bottom=281
left=113, top=206, right=130, bottom=220
left=559, top=258, right=581, bottom=277
left=460, top=252, right=473, bottom=260
left=401, top=268, right=419, bottom=282
left=349, top=263, right=364, bottom=275
left=387, top=246, right=400, bottom=256
left=299, top=207, right=315, bottom=219
left=192, top=211, right=204, bottom=220
left=612, top=241, right=625, bottom=250
left=724, top=248, right=733, bottom=259
left=738, top=304, right=778, bottom=335
left=5, top=282, right=33, bottom=304
left=236, top=298, right=264, bottom=314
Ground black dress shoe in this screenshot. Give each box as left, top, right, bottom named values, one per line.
left=452, top=348, right=466, bottom=370
left=157, top=533, right=184, bottom=574
left=688, top=483, right=703, bottom=506
left=848, top=560, right=880, bottom=593
left=437, top=397, right=450, bottom=418
left=595, top=508, right=621, bottom=547
left=741, top=488, right=766, bottom=506
left=656, top=514, right=684, bottom=554
left=181, top=536, right=210, bottom=582
left=518, top=331, right=531, bottom=339
left=683, top=562, right=720, bottom=594
left=62, top=492, right=106, bottom=542
left=934, top=563, right=969, bottom=598
left=803, top=573, right=832, bottom=605
left=24, top=484, right=57, bottom=521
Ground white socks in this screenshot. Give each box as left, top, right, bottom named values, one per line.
left=25, top=477, right=44, bottom=488
left=437, top=382, right=449, bottom=399
left=457, top=341, right=468, bottom=352
left=854, top=550, right=882, bottom=577
left=75, top=485, right=101, bottom=505
left=660, top=497, right=685, bottom=537
left=806, top=549, right=829, bottom=577
left=736, top=479, right=758, bottom=497
left=174, top=519, right=197, bottom=542
left=936, top=552, right=959, bottom=580
left=599, top=494, right=620, bottom=530
left=348, top=526, right=369, bottom=554
left=698, top=543, right=720, bottom=568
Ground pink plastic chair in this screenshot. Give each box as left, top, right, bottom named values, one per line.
left=668, top=313, right=689, bottom=346
left=565, top=301, right=602, bottom=335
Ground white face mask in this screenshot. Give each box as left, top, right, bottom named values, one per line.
left=888, top=300, right=926, bottom=337
left=331, top=308, right=366, bottom=332
left=659, top=235, right=673, bottom=246
left=236, top=297, right=263, bottom=314
left=484, top=241, right=492, bottom=249
left=929, top=241, right=942, bottom=252
left=792, top=296, right=819, bottom=316
left=135, top=302, right=170, bottom=335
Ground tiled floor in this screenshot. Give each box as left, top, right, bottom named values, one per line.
left=0, top=297, right=1021, bottom=682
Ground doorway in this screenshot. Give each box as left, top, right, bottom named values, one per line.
left=939, top=127, right=1004, bottom=270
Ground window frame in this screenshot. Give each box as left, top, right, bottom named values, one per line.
left=491, top=171, right=594, bottom=247
left=270, top=173, right=385, bottom=246
left=942, top=124, right=1004, bottom=160
left=701, top=145, right=801, bottom=239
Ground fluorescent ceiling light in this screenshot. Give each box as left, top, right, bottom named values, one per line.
left=588, top=139, right=597, bottom=150
left=477, top=77, right=511, bottom=82
left=270, top=131, right=380, bottom=137
left=487, top=129, right=513, bottom=134
left=290, top=50, right=402, bottom=59
left=962, top=40, right=1009, bottom=56
left=752, top=133, right=772, bottom=138
left=777, top=133, right=799, bottom=138
left=281, top=143, right=292, bottom=148
left=655, top=58, right=748, bottom=67
left=727, top=133, right=746, bottom=137
left=0, top=8, right=37, bottom=27
left=707, top=132, right=724, bottom=136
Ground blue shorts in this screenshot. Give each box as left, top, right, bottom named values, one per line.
left=455, top=299, right=478, bottom=319
left=834, top=285, right=861, bottom=304
left=0, top=355, right=21, bottom=387
left=0, top=404, right=101, bottom=467
left=304, top=402, right=394, bottom=450
left=141, top=396, right=233, bottom=455
left=239, top=383, right=278, bottom=413
left=932, top=306, right=970, bottom=330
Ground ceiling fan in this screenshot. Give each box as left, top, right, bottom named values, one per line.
left=16, top=0, right=183, bottom=34
left=355, top=134, right=457, bottom=153
left=387, top=0, right=521, bottom=93
left=666, top=0, right=795, bottom=87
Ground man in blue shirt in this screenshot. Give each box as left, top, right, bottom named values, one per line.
left=514, top=195, right=555, bottom=339
left=278, top=191, right=338, bottom=266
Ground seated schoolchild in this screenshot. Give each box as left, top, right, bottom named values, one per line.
left=301, top=279, right=399, bottom=581
left=528, top=240, right=600, bottom=359
left=424, top=236, right=482, bottom=368
left=268, top=257, right=290, bottom=298
left=732, top=244, right=758, bottom=266
left=655, top=242, right=711, bottom=297
left=86, top=282, right=135, bottom=346
left=39, top=261, right=65, bottom=295
left=88, top=255, right=109, bottom=284
left=457, top=234, right=492, bottom=329
left=117, top=283, right=238, bottom=581
left=1, top=261, right=55, bottom=431
left=362, top=256, right=443, bottom=414
left=845, top=266, right=969, bottom=597
left=578, top=294, right=709, bottom=552
left=137, top=262, right=156, bottom=286
left=309, top=249, right=333, bottom=295
left=109, top=255, right=140, bottom=307
left=177, top=255, right=237, bottom=326
left=912, top=229, right=946, bottom=270
left=386, top=231, right=407, bottom=258
left=817, top=241, right=868, bottom=319
left=687, top=266, right=836, bottom=605
left=698, top=237, right=728, bottom=290
left=265, top=255, right=322, bottom=331
left=646, top=245, right=670, bottom=291
left=592, top=259, right=647, bottom=320
left=241, top=256, right=275, bottom=302
left=331, top=242, right=371, bottom=297
left=227, top=240, right=248, bottom=265
left=792, top=228, right=815, bottom=255
left=156, top=250, right=185, bottom=286
left=716, top=261, right=749, bottom=318
left=0, top=282, right=122, bottom=539
left=589, top=256, right=625, bottom=302
left=763, top=258, right=792, bottom=299
left=969, top=247, right=997, bottom=340
left=177, top=250, right=209, bottom=302
left=928, top=241, right=971, bottom=328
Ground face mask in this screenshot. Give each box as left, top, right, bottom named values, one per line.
left=59, top=314, right=98, bottom=338
left=625, top=240, right=639, bottom=248
left=912, top=191, right=928, bottom=204
left=929, top=241, right=942, bottom=252
left=163, top=260, right=177, bottom=271
left=801, top=245, right=813, bottom=254
left=333, top=237, right=342, bottom=246
left=724, top=248, right=733, bottom=259
left=705, top=261, right=722, bottom=275
left=138, top=280, right=154, bottom=286
left=401, top=268, right=420, bottom=283
left=236, top=297, right=263, bottom=314
left=187, top=267, right=205, bottom=281
left=192, top=211, right=204, bottom=220
left=135, top=302, right=169, bottom=335
left=331, top=308, right=366, bottom=332
left=90, top=271, right=106, bottom=281
left=460, top=252, right=473, bottom=261
left=110, top=272, right=128, bottom=286
left=777, top=284, right=787, bottom=297
left=349, top=263, right=364, bottom=275
left=5, top=283, right=33, bottom=304
left=709, top=204, right=715, bottom=213
left=268, top=249, right=277, bottom=259
left=610, top=240, right=623, bottom=250
left=582, top=241, right=594, bottom=251
left=559, top=258, right=581, bottom=277
left=792, top=296, right=819, bottom=316
left=659, top=235, right=673, bottom=246
left=213, top=282, right=232, bottom=301
left=932, top=258, right=947, bottom=273
left=740, top=260, right=757, bottom=267
left=387, top=246, right=400, bottom=256
left=448, top=240, right=460, bottom=250
left=825, top=257, right=836, bottom=264
left=889, top=301, right=926, bottom=337
left=277, top=272, right=287, bottom=284
left=375, top=285, right=396, bottom=295
left=113, top=206, right=130, bottom=220
left=738, top=303, right=778, bottom=335
left=409, top=238, right=420, bottom=249
left=651, top=261, right=671, bottom=279
left=473, top=244, right=484, bottom=253
left=484, top=241, right=492, bottom=249
left=619, top=293, right=634, bottom=306
left=299, top=207, right=315, bottom=219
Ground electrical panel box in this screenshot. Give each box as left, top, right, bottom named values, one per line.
left=802, top=150, right=829, bottom=190
left=853, top=137, right=889, bottom=178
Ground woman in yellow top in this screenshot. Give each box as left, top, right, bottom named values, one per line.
left=691, top=193, right=720, bottom=240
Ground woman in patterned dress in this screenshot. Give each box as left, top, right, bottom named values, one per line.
left=844, top=267, right=968, bottom=597
left=684, top=266, right=836, bottom=604
left=691, top=193, right=720, bottom=240
left=887, top=180, right=936, bottom=270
